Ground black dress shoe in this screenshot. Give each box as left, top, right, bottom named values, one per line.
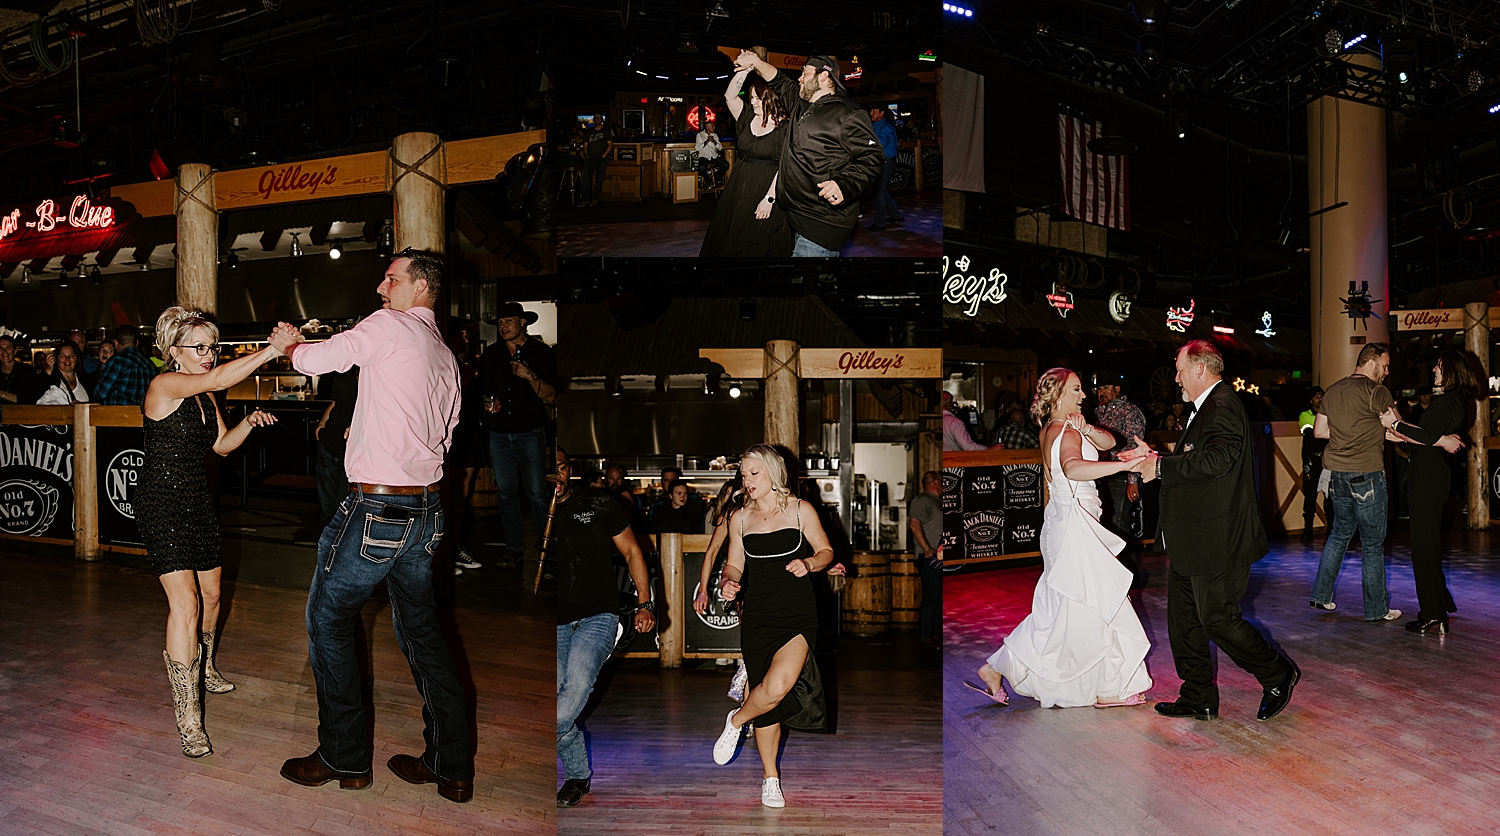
left=387, top=754, right=473, bottom=802
left=1405, top=617, right=1449, bottom=634
left=866, top=223, right=887, bottom=231
left=557, top=777, right=591, bottom=808
left=1154, top=701, right=1217, bottom=721
left=1257, top=667, right=1300, bottom=722
left=280, top=752, right=373, bottom=789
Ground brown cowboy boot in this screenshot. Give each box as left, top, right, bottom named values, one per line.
left=200, top=630, right=235, bottom=693
left=164, top=649, right=212, bottom=758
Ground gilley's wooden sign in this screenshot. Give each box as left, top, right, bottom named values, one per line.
left=1388, top=308, right=1500, bottom=332
left=700, top=347, right=942, bottom=379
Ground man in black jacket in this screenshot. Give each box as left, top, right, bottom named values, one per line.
left=480, top=302, right=557, bottom=568
left=733, top=50, right=884, bottom=256
left=1125, top=340, right=1299, bottom=722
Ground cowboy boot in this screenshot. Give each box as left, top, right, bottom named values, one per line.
left=200, top=630, right=235, bottom=693
left=164, top=649, right=212, bottom=758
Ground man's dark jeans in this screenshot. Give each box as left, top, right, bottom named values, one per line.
left=582, top=156, right=608, bottom=201
left=918, top=555, right=943, bottom=641
left=306, top=488, right=472, bottom=781
left=490, top=427, right=551, bottom=551
left=869, top=156, right=903, bottom=226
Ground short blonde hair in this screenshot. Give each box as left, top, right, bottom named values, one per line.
left=1030, top=367, right=1076, bottom=427
left=734, top=444, right=793, bottom=511
left=155, top=307, right=219, bottom=366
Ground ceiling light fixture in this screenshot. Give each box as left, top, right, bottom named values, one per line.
left=290, top=232, right=303, bottom=258
left=328, top=243, right=343, bottom=260
left=90, top=265, right=101, bottom=284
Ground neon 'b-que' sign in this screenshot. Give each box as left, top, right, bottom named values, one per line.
left=0, top=196, right=116, bottom=245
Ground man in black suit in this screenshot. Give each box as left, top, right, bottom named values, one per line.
left=1125, top=340, right=1299, bottom=722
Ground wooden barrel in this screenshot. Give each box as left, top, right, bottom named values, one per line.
left=889, top=552, right=920, bottom=631
left=842, top=551, right=891, bottom=636
left=469, top=466, right=498, bottom=515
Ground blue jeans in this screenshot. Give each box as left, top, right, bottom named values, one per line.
left=869, top=157, right=903, bottom=226
left=557, top=612, right=618, bottom=781
left=315, top=444, right=348, bottom=530
left=582, top=157, right=608, bottom=202
left=1311, top=470, right=1391, bottom=620
left=489, top=427, right=550, bottom=551
left=792, top=233, right=842, bottom=257
left=306, top=488, right=472, bottom=780
left=918, top=555, right=943, bottom=641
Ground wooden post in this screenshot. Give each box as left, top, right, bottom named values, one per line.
left=763, top=339, right=800, bottom=453
left=391, top=132, right=447, bottom=254
left=72, top=403, right=100, bottom=561
left=840, top=378, right=854, bottom=539
left=174, top=164, right=217, bottom=314
left=659, top=532, right=685, bottom=669
left=1466, top=302, right=1490, bottom=529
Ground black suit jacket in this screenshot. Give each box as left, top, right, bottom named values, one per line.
left=1154, top=381, right=1268, bottom=574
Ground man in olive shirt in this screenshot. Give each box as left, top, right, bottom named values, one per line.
left=1308, top=343, right=1400, bottom=622
left=908, top=471, right=944, bottom=649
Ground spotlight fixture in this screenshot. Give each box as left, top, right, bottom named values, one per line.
left=89, top=265, right=101, bottom=284
left=139, top=262, right=149, bottom=271
left=21, top=265, right=30, bottom=284
left=1382, top=30, right=1418, bottom=86
left=290, top=232, right=303, bottom=258
left=1137, top=33, right=1165, bottom=67
left=729, top=383, right=742, bottom=398
left=328, top=243, right=343, bottom=260
left=942, top=3, right=973, bottom=17
left=1133, top=0, right=1166, bottom=32
left=1454, top=55, right=1485, bottom=95
left=58, top=269, right=68, bottom=288
left=1344, top=33, right=1367, bottom=50
left=1489, top=101, right=1500, bottom=115
left=377, top=219, right=394, bottom=257
left=1166, top=98, right=1189, bottom=140
left=1313, top=26, right=1345, bottom=58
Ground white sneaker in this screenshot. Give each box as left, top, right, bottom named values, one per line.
left=456, top=550, right=481, bottom=570
left=453, top=566, right=464, bottom=575
left=1368, top=608, right=1402, bottom=622
left=761, top=777, right=785, bottom=808
left=712, top=709, right=744, bottom=765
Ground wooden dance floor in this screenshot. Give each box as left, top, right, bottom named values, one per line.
left=0, top=548, right=554, bottom=835
left=560, top=655, right=943, bottom=834
left=944, top=530, right=1500, bottom=835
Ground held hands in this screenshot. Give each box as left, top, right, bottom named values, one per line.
left=816, top=180, right=845, bottom=205
left=785, top=557, right=810, bottom=578
left=733, top=50, right=759, bottom=72
left=755, top=196, right=774, bottom=220
left=268, top=322, right=304, bottom=354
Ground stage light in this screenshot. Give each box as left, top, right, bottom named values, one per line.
left=90, top=265, right=101, bottom=284
left=1455, top=55, right=1484, bottom=95
left=58, top=269, right=68, bottom=288
left=21, top=265, right=29, bottom=283
left=1133, top=0, right=1166, bottom=32
left=1382, top=31, right=1418, bottom=86
left=655, top=75, right=670, bottom=80
left=1489, top=101, right=1500, bottom=114
left=1344, top=33, right=1367, bottom=50
left=1313, top=27, right=1345, bottom=58
left=942, top=3, right=973, bottom=17
left=635, top=70, right=647, bottom=76
left=729, top=384, right=742, bottom=398
left=1138, top=33, right=1165, bottom=67
left=328, top=243, right=342, bottom=260
left=290, top=232, right=303, bottom=258
left=1166, top=98, right=1189, bottom=140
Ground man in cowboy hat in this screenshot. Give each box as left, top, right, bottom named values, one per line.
left=480, top=302, right=557, bottom=568
left=1092, top=370, right=1148, bottom=581
left=732, top=50, right=884, bottom=256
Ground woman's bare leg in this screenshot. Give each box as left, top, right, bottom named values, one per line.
left=731, top=635, right=808, bottom=727
left=159, top=571, right=202, bottom=663
left=753, top=722, right=782, bottom=779
left=197, top=567, right=223, bottom=636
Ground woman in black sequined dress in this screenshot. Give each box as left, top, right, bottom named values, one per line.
left=140, top=307, right=295, bottom=757
left=711, top=444, right=836, bottom=809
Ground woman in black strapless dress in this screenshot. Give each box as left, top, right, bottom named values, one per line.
left=140, top=307, right=293, bottom=757
left=699, top=69, right=794, bottom=257
left=711, top=444, right=836, bottom=809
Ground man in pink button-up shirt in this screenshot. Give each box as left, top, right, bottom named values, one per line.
left=276, top=251, right=475, bottom=803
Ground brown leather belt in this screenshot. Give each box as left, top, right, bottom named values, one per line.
left=351, top=482, right=440, bottom=495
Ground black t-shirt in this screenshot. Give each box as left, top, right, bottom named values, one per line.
left=651, top=503, right=704, bottom=534
left=318, top=367, right=359, bottom=457
left=0, top=361, right=42, bottom=404
left=478, top=337, right=557, bottom=434
left=584, top=125, right=613, bottom=159
left=556, top=488, right=632, bottom=624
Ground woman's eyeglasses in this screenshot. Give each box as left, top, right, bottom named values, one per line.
left=178, top=344, right=222, bottom=357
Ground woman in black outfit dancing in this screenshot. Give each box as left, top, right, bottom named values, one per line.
left=699, top=62, right=794, bottom=257
left=710, top=444, right=835, bottom=808
left=139, top=307, right=293, bottom=757
left=1382, top=350, right=1474, bottom=635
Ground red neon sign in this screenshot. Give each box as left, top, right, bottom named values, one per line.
left=1166, top=299, right=1196, bottom=332
left=0, top=196, right=115, bottom=244
left=1046, top=282, right=1075, bottom=318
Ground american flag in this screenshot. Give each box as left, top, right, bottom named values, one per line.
left=1057, top=109, right=1130, bottom=231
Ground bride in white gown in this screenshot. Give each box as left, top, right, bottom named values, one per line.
left=972, top=367, right=1153, bottom=708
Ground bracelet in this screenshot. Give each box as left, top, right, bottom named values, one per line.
left=634, top=601, right=655, bottom=614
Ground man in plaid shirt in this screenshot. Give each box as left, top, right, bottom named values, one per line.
left=92, top=324, right=156, bottom=406
left=997, top=407, right=1039, bottom=450
left=1092, top=371, right=1147, bottom=575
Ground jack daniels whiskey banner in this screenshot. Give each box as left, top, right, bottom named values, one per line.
left=941, top=463, right=1046, bottom=561
left=96, top=427, right=146, bottom=549
left=0, top=423, right=74, bottom=541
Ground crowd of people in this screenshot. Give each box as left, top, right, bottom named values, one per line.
left=0, top=324, right=160, bottom=406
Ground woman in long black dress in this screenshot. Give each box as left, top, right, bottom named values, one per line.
left=711, top=444, right=835, bottom=808
left=699, top=69, right=794, bottom=257
left=139, top=307, right=293, bottom=757
left=1382, top=350, right=1474, bottom=634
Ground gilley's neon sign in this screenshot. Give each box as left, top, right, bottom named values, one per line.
left=0, top=196, right=116, bottom=244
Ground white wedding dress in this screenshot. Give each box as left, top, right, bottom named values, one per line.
left=987, top=428, right=1152, bottom=707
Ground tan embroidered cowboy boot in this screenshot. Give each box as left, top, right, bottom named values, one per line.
left=200, top=630, right=235, bottom=693
left=164, top=649, right=212, bottom=758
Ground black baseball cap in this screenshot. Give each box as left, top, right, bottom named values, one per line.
left=804, top=55, right=848, bottom=95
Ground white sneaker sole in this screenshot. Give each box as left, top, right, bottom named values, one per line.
left=712, top=709, right=743, bottom=765
left=762, top=778, right=785, bottom=808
